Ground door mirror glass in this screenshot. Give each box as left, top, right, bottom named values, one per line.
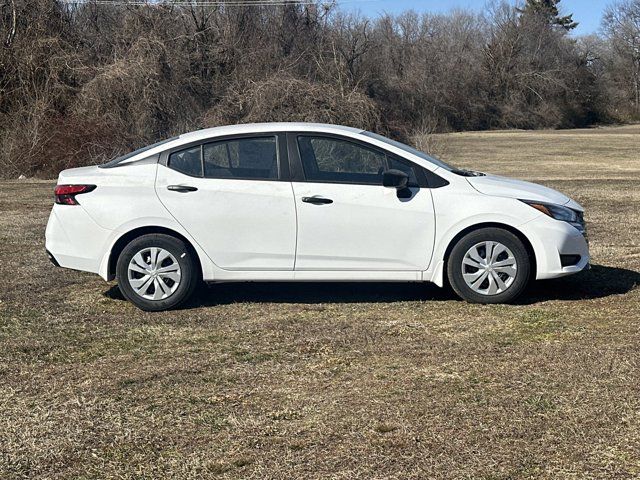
left=382, top=169, right=409, bottom=189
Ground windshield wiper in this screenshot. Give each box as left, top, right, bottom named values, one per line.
left=452, top=169, right=485, bottom=177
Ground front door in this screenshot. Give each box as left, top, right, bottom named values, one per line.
left=155, top=134, right=296, bottom=270
left=290, top=134, right=435, bottom=271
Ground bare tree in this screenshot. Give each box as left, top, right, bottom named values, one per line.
left=0, top=0, right=632, bottom=178
left=602, top=0, right=640, bottom=118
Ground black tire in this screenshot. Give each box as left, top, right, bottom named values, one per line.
left=116, top=234, right=199, bottom=311
left=447, top=227, right=530, bottom=304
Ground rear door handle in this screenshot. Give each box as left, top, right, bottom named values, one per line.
left=302, top=196, right=333, bottom=205
left=167, top=185, right=198, bottom=192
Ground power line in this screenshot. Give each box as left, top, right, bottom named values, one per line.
left=60, top=0, right=374, bottom=6
left=60, top=1, right=317, bottom=4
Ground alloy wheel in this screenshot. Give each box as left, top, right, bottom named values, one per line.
left=461, top=241, right=517, bottom=295
left=127, top=247, right=182, bottom=300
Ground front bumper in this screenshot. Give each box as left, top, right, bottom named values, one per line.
left=519, top=214, right=590, bottom=280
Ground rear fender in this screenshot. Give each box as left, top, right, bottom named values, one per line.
left=98, top=217, right=214, bottom=281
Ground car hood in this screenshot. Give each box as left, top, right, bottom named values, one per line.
left=465, top=173, right=582, bottom=210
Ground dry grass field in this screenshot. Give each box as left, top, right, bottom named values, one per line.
left=1, top=125, right=639, bottom=479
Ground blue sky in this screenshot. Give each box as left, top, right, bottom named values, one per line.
left=339, top=0, right=610, bottom=35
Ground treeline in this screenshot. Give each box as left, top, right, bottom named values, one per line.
left=0, top=0, right=639, bottom=177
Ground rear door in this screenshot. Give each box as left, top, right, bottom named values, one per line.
left=288, top=133, right=436, bottom=271
left=155, top=134, right=297, bottom=270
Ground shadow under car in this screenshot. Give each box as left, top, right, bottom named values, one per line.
left=103, top=264, right=640, bottom=308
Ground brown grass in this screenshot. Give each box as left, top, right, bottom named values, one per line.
left=1, top=126, right=639, bottom=479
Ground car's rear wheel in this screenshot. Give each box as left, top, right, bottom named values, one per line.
left=116, top=234, right=199, bottom=311
left=447, top=227, right=530, bottom=304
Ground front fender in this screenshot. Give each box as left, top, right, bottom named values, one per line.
left=428, top=215, right=536, bottom=286
left=425, top=187, right=542, bottom=286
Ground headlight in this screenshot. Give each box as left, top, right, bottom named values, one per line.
left=520, top=200, right=586, bottom=235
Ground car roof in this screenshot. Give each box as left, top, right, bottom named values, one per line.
left=177, top=122, right=363, bottom=143
left=101, top=123, right=365, bottom=168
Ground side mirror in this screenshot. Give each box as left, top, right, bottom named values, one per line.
left=382, top=169, right=409, bottom=189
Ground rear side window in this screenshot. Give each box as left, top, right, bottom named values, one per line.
left=297, top=136, right=386, bottom=184
left=168, top=146, right=202, bottom=176
left=203, top=137, right=277, bottom=180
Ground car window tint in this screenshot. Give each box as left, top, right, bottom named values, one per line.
left=168, top=146, right=202, bottom=176
left=203, top=137, right=278, bottom=180
left=388, top=157, right=418, bottom=187
left=297, top=136, right=386, bottom=184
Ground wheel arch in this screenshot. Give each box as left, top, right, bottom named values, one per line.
left=442, top=222, right=537, bottom=285
left=107, top=226, right=204, bottom=281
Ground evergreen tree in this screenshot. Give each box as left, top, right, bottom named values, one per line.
left=517, top=0, right=579, bottom=30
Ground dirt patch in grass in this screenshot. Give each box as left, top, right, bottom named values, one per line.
left=1, top=127, right=639, bottom=478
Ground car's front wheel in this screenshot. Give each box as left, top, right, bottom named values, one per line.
left=447, top=227, right=530, bottom=304
left=116, top=234, right=199, bottom=311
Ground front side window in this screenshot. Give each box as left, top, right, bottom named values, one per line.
left=297, top=136, right=387, bottom=184
left=360, top=130, right=456, bottom=171
left=168, top=146, right=202, bottom=177
left=203, top=137, right=278, bottom=180
left=388, top=157, right=418, bottom=187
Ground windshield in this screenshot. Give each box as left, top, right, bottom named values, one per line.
left=100, top=136, right=179, bottom=168
left=360, top=131, right=455, bottom=171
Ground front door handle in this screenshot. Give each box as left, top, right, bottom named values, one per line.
left=302, top=196, right=333, bottom=205
left=167, top=185, right=198, bottom=193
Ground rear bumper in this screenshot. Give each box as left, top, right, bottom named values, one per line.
left=45, top=205, right=113, bottom=276
left=46, top=249, right=60, bottom=267
left=520, top=215, right=590, bottom=280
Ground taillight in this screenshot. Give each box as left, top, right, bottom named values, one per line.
left=54, top=184, right=96, bottom=205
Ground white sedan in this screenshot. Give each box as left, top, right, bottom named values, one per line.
left=45, top=123, right=589, bottom=310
